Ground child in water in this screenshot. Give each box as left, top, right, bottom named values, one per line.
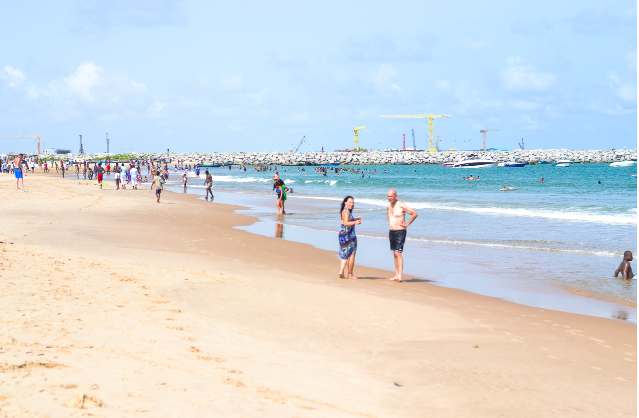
left=614, top=251, right=634, bottom=280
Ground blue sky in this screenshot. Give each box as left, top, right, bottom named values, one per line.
left=0, top=0, right=636, bottom=154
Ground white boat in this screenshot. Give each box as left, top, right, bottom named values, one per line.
left=610, top=160, right=637, bottom=167
left=553, top=160, right=572, bottom=167
left=442, top=162, right=456, bottom=166
left=451, top=158, right=496, bottom=168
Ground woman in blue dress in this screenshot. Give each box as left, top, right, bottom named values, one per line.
left=338, top=196, right=362, bottom=279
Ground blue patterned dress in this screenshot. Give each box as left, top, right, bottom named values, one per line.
left=339, top=209, right=357, bottom=259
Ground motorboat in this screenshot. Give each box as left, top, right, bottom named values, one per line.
left=552, top=160, right=572, bottom=167
left=442, top=162, right=456, bottom=166
left=610, top=160, right=637, bottom=167
left=451, top=158, right=496, bottom=168
left=503, top=161, right=526, bottom=167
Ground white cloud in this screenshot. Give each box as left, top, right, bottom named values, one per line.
left=608, top=74, right=636, bottom=103
left=2, top=65, right=26, bottom=87
left=459, top=39, right=489, bottom=50
left=220, top=73, right=243, bottom=90
left=372, top=64, right=398, bottom=89
left=517, top=115, right=542, bottom=130
left=502, top=56, right=554, bottom=91
left=47, top=61, right=147, bottom=106
left=510, top=100, right=541, bottom=111
left=436, top=80, right=450, bottom=92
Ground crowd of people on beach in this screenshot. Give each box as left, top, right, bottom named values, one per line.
left=4, top=156, right=634, bottom=281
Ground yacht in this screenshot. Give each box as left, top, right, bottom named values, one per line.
left=503, top=161, right=526, bottom=167
left=610, top=160, right=636, bottom=167
left=451, top=158, right=496, bottom=168
left=552, top=160, right=572, bottom=167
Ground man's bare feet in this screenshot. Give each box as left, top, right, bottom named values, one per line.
left=348, top=274, right=358, bottom=280
left=338, top=272, right=345, bottom=279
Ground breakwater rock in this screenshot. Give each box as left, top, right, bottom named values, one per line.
left=59, top=149, right=637, bottom=165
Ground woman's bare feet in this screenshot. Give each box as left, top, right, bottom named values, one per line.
left=338, top=271, right=345, bottom=278
left=348, top=273, right=358, bottom=280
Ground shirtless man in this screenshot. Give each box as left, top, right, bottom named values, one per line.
left=386, top=189, right=418, bottom=282
left=204, top=170, right=214, bottom=200
left=614, top=251, right=634, bottom=280
left=14, top=154, right=26, bottom=191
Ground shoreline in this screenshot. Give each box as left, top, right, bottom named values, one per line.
left=163, top=184, right=637, bottom=321
left=0, top=171, right=636, bottom=417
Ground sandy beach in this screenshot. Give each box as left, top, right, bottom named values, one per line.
left=0, top=172, right=636, bottom=417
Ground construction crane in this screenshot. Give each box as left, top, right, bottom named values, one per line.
left=380, top=114, right=450, bottom=152
left=479, top=128, right=498, bottom=151
left=79, top=135, right=84, bottom=154
left=352, top=127, right=365, bottom=150
left=411, top=129, right=416, bottom=149
left=293, top=136, right=306, bottom=152
left=1, top=132, right=43, bottom=155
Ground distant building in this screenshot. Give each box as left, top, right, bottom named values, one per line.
left=55, top=149, right=72, bottom=154
left=43, top=148, right=56, bottom=155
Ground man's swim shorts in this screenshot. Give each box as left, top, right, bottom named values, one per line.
left=14, top=168, right=23, bottom=179
left=389, top=229, right=407, bottom=253
left=97, top=174, right=103, bottom=182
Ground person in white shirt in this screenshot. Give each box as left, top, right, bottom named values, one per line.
left=130, top=165, right=139, bottom=190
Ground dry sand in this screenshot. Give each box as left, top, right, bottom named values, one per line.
left=0, top=173, right=636, bottom=417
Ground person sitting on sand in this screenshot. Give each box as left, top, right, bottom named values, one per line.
left=614, top=251, right=634, bottom=280
left=537, top=178, right=546, bottom=182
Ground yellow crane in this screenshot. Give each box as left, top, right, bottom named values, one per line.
left=352, top=126, right=365, bottom=150
left=479, top=128, right=497, bottom=151
left=380, top=114, right=450, bottom=152
left=1, top=132, right=44, bottom=155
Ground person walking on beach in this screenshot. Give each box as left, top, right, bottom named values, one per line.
left=151, top=171, right=164, bottom=203
left=204, top=170, right=213, bottom=200
left=130, top=164, right=139, bottom=190
left=182, top=172, right=188, bottom=191
left=94, top=163, right=104, bottom=189
left=274, top=179, right=287, bottom=214
left=386, top=189, right=418, bottom=282
left=114, top=163, right=122, bottom=190
left=14, top=154, right=26, bottom=191
left=338, top=196, right=362, bottom=280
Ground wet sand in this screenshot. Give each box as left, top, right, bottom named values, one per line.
left=0, top=172, right=636, bottom=417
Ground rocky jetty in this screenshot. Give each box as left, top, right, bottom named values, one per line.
left=49, top=149, right=636, bottom=165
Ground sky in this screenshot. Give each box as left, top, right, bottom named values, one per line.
left=0, top=0, right=636, bottom=154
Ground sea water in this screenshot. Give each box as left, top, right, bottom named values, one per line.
left=165, top=162, right=637, bottom=321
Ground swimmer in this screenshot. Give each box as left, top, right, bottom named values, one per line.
left=468, top=175, right=475, bottom=181
left=500, top=186, right=516, bottom=191
left=614, top=251, right=634, bottom=280
left=537, top=177, right=546, bottom=182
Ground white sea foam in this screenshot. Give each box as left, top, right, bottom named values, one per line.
left=291, top=195, right=636, bottom=225
left=278, top=223, right=619, bottom=257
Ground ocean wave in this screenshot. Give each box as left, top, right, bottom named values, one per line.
left=291, top=195, right=636, bottom=225
left=277, top=223, right=619, bottom=257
